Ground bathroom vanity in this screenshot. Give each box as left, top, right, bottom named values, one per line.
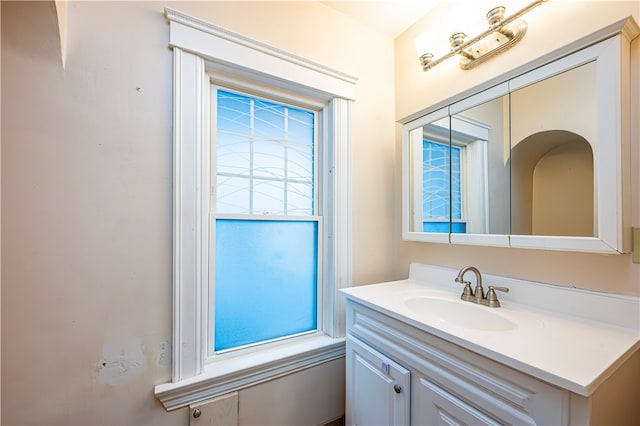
left=341, top=264, right=640, bottom=425
left=351, top=15, right=640, bottom=426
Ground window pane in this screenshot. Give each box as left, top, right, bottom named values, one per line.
left=451, top=222, right=467, bottom=233
left=423, top=221, right=450, bottom=233
left=217, top=176, right=250, bottom=214
left=217, top=133, right=250, bottom=176
left=254, top=140, right=284, bottom=179
left=287, top=145, right=313, bottom=181
left=253, top=179, right=284, bottom=214
left=287, top=182, right=313, bottom=215
left=218, top=91, right=251, bottom=134
left=288, top=108, right=314, bottom=145
left=254, top=99, right=285, bottom=140
left=214, top=219, right=318, bottom=351
left=423, top=141, right=450, bottom=220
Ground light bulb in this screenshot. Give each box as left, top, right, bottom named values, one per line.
left=414, top=32, right=437, bottom=57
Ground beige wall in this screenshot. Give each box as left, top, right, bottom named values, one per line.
left=395, top=1, right=640, bottom=296
left=531, top=142, right=594, bottom=236
left=511, top=61, right=597, bottom=150
left=1, top=1, right=395, bottom=424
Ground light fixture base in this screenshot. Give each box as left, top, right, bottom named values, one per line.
left=449, top=32, right=467, bottom=48
left=486, top=6, right=506, bottom=26
left=419, top=53, right=434, bottom=70
left=459, top=20, right=528, bottom=70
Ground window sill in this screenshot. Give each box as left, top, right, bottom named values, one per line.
left=154, top=335, right=346, bottom=411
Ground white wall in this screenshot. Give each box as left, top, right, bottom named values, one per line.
left=395, top=0, right=640, bottom=296
left=1, top=1, right=395, bottom=424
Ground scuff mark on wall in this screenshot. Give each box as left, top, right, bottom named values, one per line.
left=94, top=329, right=147, bottom=386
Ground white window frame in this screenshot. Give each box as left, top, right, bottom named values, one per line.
left=155, top=8, right=356, bottom=411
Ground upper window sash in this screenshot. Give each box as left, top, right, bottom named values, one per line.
left=212, top=87, right=319, bottom=217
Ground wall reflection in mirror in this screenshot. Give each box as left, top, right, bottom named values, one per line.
left=408, top=62, right=597, bottom=238
left=511, top=62, right=596, bottom=237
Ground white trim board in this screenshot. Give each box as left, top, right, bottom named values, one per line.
left=165, top=8, right=357, bottom=101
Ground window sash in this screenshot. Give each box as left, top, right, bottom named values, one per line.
left=209, top=86, right=323, bottom=359
left=214, top=88, right=318, bottom=216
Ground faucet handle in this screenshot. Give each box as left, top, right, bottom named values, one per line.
left=456, top=279, right=474, bottom=302
left=485, top=285, right=509, bottom=308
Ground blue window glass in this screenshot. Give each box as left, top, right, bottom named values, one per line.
left=451, top=222, right=467, bottom=233
left=217, top=91, right=251, bottom=134
left=214, top=219, right=318, bottom=351
left=254, top=99, right=285, bottom=140
left=423, top=141, right=465, bottom=233
left=423, top=141, right=451, bottom=231
left=423, top=222, right=450, bottom=233
left=216, top=89, right=315, bottom=215
left=215, top=89, right=318, bottom=352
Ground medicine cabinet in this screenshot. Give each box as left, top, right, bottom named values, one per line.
left=401, top=18, right=638, bottom=253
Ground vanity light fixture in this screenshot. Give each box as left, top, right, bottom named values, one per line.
left=415, top=0, right=548, bottom=72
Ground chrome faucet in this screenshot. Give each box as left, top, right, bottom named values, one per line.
left=455, top=266, right=485, bottom=303
left=454, top=266, right=509, bottom=307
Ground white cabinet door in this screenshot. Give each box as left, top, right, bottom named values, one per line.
left=416, top=377, right=503, bottom=426
left=346, top=336, right=410, bottom=426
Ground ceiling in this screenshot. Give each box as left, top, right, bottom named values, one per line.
left=319, top=0, right=444, bottom=38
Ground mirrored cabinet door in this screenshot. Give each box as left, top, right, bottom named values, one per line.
left=449, top=83, right=510, bottom=247
left=510, top=62, right=597, bottom=238
left=507, top=33, right=630, bottom=253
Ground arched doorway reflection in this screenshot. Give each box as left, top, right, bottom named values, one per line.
left=511, top=130, right=594, bottom=237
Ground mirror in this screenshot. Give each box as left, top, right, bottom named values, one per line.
left=402, top=29, right=632, bottom=253
left=450, top=92, right=510, bottom=237
left=510, top=62, right=596, bottom=237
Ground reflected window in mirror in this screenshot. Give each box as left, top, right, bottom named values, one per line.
left=421, top=140, right=464, bottom=233
left=410, top=117, right=451, bottom=233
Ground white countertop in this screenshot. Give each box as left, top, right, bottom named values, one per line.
left=340, top=264, right=640, bottom=397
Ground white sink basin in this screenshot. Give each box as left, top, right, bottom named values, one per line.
left=404, top=297, right=517, bottom=331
